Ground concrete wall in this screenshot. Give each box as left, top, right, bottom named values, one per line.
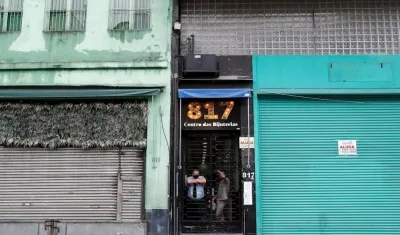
left=0, top=222, right=146, bottom=235
left=0, top=0, right=172, bottom=234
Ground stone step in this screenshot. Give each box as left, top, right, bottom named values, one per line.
left=181, top=234, right=243, bottom=235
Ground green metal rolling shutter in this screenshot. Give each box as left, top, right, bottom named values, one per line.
left=258, top=96, right=400, bottom=234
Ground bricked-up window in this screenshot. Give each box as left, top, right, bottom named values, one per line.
left=44, top=0, right=87, bottom=32
left=109, top=0, right=151, bottom=31
left=0, top=0, right=23, bottom=32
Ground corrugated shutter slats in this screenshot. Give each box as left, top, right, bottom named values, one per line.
left=120, top=149, right=143, bottom=221
left=0, top=148, right=143, bottom=221
left=258, top=96, right=400, bottom=234
left=122, top=180, right=143, bottom=221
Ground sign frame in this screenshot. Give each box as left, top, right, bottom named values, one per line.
left=239, top=137, right=254, bottom=149
left=181, top=99, right=241, bottom=131
left=243, top=181, right=253, bottom=205
left=338, top=140, right=358, bottom=156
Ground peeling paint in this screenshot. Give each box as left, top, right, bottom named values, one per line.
left=0, top=69, right=168, bottom=86
left=75, top=0, right=152, bottom=52
left=9, top=0, right=46, bottom=52
left=1, top=0, right=170, bottom=68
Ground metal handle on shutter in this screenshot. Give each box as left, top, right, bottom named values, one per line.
left=44, top=220, right=60, bottom=235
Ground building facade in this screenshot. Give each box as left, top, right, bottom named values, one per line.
left=171, top=0, right=257, bottom=234
left=174, top=0, right=400, bottom=234
left=0, top=0, right=171, bottom=235
left=170, top=56, right=256, bottom=235
left=254, top=55, right=400, bottom=234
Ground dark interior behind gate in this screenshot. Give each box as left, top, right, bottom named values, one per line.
left=181, top=132, right=242, bottom=233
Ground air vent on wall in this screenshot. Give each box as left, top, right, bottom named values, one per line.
left=182, top=54, right=219, bottom=78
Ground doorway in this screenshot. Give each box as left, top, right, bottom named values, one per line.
left=180, top=131, right=242, bottom=234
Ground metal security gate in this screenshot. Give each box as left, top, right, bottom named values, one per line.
left=181, top=132, right=242, bottom=233
left=0, top=148, right=144, bottom=221
left=257, top=96, right=400, bottom=234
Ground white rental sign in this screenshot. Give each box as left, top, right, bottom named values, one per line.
left=239, top=137, right=254, bottom=149
left=243, top=181, right=253, bottom=205
left=338, top=140, right=358, bottom=155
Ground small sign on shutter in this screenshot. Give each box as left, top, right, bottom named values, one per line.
left=338, top=140, right=358, bottom=156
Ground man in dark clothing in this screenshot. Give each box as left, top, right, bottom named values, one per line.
left=186, top=169, right=207, bottom=219
left=212, top=169, right=230, bottom=221
left=187, top=169, right=206, bottom=200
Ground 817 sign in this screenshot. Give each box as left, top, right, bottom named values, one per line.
left=242, top=171, right=255, bottom=180
left=187, top=101, right=235, bottom=120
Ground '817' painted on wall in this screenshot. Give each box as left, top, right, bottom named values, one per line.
left=242, top=171, right=254, bottom=180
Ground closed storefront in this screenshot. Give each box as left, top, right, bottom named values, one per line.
left=0, top=148, right=143, bottom=221
left=0, top=88, right=161, bottom=235
left=256, top=96, right=400, bottom=234
left=170, top=55, right=257, bottom=234
left=254, top=56, right=400, bottom=234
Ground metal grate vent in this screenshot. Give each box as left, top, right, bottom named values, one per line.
left=181, top=0, right=400, bottom=55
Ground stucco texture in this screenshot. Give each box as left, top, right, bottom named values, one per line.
left=0, top=0, right=170, bottom=69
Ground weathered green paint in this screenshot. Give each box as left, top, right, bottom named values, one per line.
left=145, top=89, right=171, bottom=210
left=0, top=69, right=170, bottom=87
left=0, top=0, right=172, bottom=212
left=0, top=70, right=172, bottom=212
left=0, top=0, right=170, bottom=69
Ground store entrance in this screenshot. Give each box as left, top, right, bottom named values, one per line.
left=180, top=132, right=242, bottom=234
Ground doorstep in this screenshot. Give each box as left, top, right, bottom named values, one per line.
left=181, top=234, right=243, bottom=235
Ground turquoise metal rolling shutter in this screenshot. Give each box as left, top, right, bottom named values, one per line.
left=258, top=96, right=400, bottom=234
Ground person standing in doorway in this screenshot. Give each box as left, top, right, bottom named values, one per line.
left=186, top=169, right=207, bottom=219
left=187, top=169, right=206, bottom=200
left=212, top=169, right=230, bottom=221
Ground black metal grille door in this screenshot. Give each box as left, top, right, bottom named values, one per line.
left=181, top=132, right=242, bottom=233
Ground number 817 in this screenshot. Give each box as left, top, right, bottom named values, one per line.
left=187, top=101, right=235, bottom=120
